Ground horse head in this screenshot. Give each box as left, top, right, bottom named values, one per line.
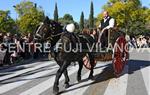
left=34, top=16, right=63, bottom=45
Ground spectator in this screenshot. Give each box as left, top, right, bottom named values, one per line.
left=0, top=44, right=7, bottom=66
left=141, top=37, right=148, bottom=48
left=137, top=36, right=143, bottom=48
left=0, top=33, right=3, bottom=43
left=148, top=37, right=150, bottom=47
left=130, top=36, right=137, bottom=48
left=90, top=28, right=98, bottom=42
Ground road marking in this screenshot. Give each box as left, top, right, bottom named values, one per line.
left=0, top=65, right=58, bottom=94
left=141, top=66, right=150, bottom=95
left=0, top=61, right=54, bottom=81
left=62, top=63, right=108, bottom=95
left=0, top=61, right=56, bottom=76
left=103, top=65, right=128, bottom=95
left=19, top=65, right=79, bottom=95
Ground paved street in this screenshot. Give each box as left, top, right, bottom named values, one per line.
left=0, top=49, right=149, bottom=95
left=0, top=0, right=149, bottom=94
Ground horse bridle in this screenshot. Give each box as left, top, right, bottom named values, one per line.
left=47, top=24, right=64, bottom=41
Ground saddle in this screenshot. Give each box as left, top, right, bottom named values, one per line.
left=61, top=32, right=80, bottom=47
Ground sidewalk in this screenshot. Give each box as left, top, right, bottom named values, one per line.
left=129, top=48, right=150, bottom=61
left=0, top=58, right=36, bottom=70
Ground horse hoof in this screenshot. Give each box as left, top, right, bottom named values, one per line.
left=65, top=83, right=70, bottom=88
left=77, top=76, right=81, bottom=82
left=53, top=87, right=59, bottom=95
left=88, top=75, right=94, bottom=80
left=0, top=64, right=3, bottom=67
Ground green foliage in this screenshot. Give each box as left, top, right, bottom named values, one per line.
left=17, top=11, right=44, bottom=34
left=79, top=11, right=84, bottom=30
left=145, top=8, right=150, bottom=21
left=14, top=1, right=38, bottom=17
left=58, top=14, right=80, bottom=32
left=89, top=1, right=94, bottom=29
left=58, top=14, right=74, bottom=25
left=96, top=0, right=150, bottom=35
left=54, top=3, right=58, bottom=22
left=0, top=10, right=17, bottom=33
left=63, top=14, right=74, bottom=21
left=84, top=19, right=89, bottom=28
left=74, top=22, right=80, bottom=33
left=14, top=1, right=44, bottom=34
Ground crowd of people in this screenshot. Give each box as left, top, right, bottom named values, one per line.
left=128, top=35, right=150, bottom=48
left=0, top=31, right=149, bottom=66
left=0, top=32, right=41, bottom=66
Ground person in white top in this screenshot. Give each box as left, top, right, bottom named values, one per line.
left=98, top=11, right=115, bottom=48
left=99, top=11, right=115, bottom=30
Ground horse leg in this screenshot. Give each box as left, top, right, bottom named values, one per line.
left=56, top=61, right=70, bottom=88
left=53, top=61, right=70, bottom=94
left=88, top=65, right=94, bottom=80
left=63, top=70, right=70, bottom=88
left=77, top=60, right=83, bottom=82
left=88, top=53, right=94, bottom=80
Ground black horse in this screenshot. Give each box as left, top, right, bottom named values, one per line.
left=35, top=17, right=95, bottom=94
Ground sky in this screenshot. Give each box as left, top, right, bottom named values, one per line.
left=0, top=0, right=150, bottom=22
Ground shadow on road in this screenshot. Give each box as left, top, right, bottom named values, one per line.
left=128, top=60, right=150, bottom=75
left=0, top=66, right=58, bottom=84
left=60, top=60, right=150, bottom=94
left=59, top=64, right=115, bottom=94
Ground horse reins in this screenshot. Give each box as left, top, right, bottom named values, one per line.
left=46, top=31, right=64, bottom=41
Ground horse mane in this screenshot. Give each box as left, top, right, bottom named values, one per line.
left=43, top=16, right=62, bottom=28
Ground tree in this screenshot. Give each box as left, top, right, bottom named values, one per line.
left=0, top=10, right=17, bottom=33
left=14, top=1, right=40, bottom=17
left=84, top=19, right=89, bottom=28
left=14, top=1, right=45, bottom=34
left=74, top=22, right=80, bottom=33
left=105, top=0, right=141, bottom=7
left=96, top=0, right=150, bottom=35
left=63, top=14, right=74, bottom=21
left=79, top=11, right=84, bottom=30
left=54, top=3, right=58, bottom=22
left=58, top=14, right=74, bottom=25
left=58, top=14, right=80, bottom=32
left=89, top=1, right=94, bottom=28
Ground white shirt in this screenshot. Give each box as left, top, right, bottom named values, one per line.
left=99, top=16, right=115, bottom=29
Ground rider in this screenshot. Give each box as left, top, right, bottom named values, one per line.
left=98, top=11, right=115, bottom=48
